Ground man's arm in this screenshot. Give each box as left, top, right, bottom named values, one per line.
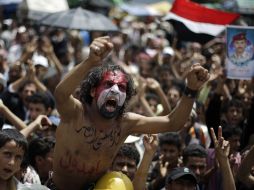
left=146, top=78, right=171, bottom=115
left=42, top=40, right=64, bottom=76
left=127, top=63, right=210, bottom=134
left=237, top=145, right=254, bottom=187
left=54, top=36, right=113, bottom=121
left=210, top=126, right=236, bottom=190
left=9, top=60, right=47, bottom=93
left=26, top=59, right=48, bottom=92
left=138, top=78, right=155, bottom=116
left=0, top=99, right=27, bottom=130
left=133, top=135, right=158, bottom=190
left=20, top=115, right=52, bottom=138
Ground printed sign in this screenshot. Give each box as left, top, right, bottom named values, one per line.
left=226, top=26, right=254, bottom=80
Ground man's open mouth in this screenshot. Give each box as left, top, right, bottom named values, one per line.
left=105, top=98, right=117, bottom=112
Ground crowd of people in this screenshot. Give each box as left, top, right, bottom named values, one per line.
left=0, top=4, right=253, bottom=190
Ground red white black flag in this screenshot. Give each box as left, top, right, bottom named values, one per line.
left=163, top=0, right=240, bottom=36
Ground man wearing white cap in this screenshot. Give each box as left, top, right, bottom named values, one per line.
left=32, top=53, right=49, bottom=81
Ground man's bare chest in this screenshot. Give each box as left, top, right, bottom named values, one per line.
left=74, top=124, right=122, bottom=151
left=55, top=127, right=125, bottom=179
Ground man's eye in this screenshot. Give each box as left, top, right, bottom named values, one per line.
left=118, top=85, right=126, bottom=91
left=106, top=82, right=113, bottom=87
left=4, top=152, right=12, bottom=157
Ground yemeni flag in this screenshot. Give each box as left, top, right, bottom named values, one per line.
left=163, top=0, right=240, bottom=43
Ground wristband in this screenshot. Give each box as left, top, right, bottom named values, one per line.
left=183, top=86, right=198, bottom=99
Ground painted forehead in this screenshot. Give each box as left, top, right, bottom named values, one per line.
left=101, top=70, right=127, bottom=84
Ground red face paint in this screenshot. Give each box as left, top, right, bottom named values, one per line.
left=95, top=71, right=127, bottom=100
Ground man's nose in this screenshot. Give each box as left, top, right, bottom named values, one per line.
left=110, top=84, right=120, bottom=93
left=121, top=164, right=129, bottom=173
left=233, top=110, right=238, bottom=116
left=8, top=156, right=15, bottom=166
left=164, top=152, right=171, bottom=158
left=194, top=168, right=200, bottom=176
left=237, top=141, right=241, bottom=147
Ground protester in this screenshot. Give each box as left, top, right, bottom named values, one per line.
left=52, top=36, right=209, bottom=190
left=0, top=3, right=253, bottom=190
left=165, top=167, right=199, bottom=190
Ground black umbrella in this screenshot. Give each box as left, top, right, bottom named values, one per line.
left=83, top=0, right=115, bottom=8
left=40, top=7, right=118, bottom=31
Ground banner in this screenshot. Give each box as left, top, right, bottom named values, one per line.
left=226, top=26, right=254, bottom=80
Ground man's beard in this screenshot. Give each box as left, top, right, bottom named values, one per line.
left=99, top=103, right=122, bottom=119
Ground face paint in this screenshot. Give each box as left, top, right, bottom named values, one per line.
left=95, top=71, right=127, bottom=118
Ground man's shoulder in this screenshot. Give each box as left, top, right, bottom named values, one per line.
left=60, top=102, right=84, bottom=120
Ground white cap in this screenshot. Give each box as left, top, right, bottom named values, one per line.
left=162, top=46, right=175, bottom=56
left=124, top=135, right=141, bottom=144
left=17, top=26, right=26, bottom=33
left=32, top=53, right=49, bottom=68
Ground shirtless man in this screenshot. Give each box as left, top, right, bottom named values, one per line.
left=53, top=36, right=210, bottom=190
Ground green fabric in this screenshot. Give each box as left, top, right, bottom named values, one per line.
left=197, top=83, right=211, bottom=104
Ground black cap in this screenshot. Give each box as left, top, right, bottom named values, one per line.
left=166, top=167, right=198, bottom=184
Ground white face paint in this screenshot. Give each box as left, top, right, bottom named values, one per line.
left=97, top=84, right=126, bottom=110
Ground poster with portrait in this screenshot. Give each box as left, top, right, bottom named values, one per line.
left=226, top=26, right=254, bottom=80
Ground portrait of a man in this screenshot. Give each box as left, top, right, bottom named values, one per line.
left=229, top=32, right=253, bottom=65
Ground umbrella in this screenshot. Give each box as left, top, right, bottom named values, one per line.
left=120, top=3, right=161, bottom=16
left=83, top=0, right=115, bottom=8
left=40, top=7, right=119, bottom=31
left=119, top=1, right=171, bottom=16
left=0, top=0, right=22, bottom=5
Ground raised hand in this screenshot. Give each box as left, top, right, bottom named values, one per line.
left=41, top=40, right=54, bottom=56
left=158, top=154, right=169, bottom=178
left=186, top=63, right=210, bottom=90
left=146, top=78, right=160, bottom=90
left=26, top=59, right=36, bottom=80
left=136, top=76, right=146, bottom=97
left=210, top=126, right=230, bottom=162
left=89, top=36, right=114, bottom=64
left=32, top=115, right=52, bottom=131
left=24, top=42, right=37, bottom=55
left=143, top=134, right=158, bottom=156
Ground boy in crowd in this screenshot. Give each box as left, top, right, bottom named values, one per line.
left=149, top=132, right=182, bottom=190
left=0, top=129, right=49, bottom=189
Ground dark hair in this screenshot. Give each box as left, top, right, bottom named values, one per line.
left=159, top=132, right=182, bottom=150
left=157, top=65, right=171, bottom=73
left=146, top=92, right=159, bottom=102
left=182, top=144, right=207, bottom=165
left=79, top=63, right=136, bottom=116
left=168, top=84, right=183, bottom=97
left=28, top=136, right=55, bottom=169
left=222, top=98, right=243, bottom=113
left=27, top=92, right=51, bottom=110
left=115, top=144, right=140, bottom=165
left=223, top=126, right=242, bottom=140
left=18, top=80, right=36, bottom=93
left=0, top=129, right=28, bottom=153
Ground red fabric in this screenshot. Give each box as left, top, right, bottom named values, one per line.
left=170, top=0, right=240, bottom=25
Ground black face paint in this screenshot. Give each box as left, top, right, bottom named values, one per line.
left=99, top=104, right=122, bottom=119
